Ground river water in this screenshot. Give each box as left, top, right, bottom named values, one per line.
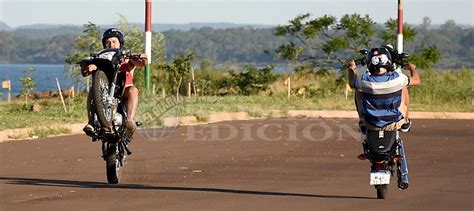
left=0, top=64, right=78, bottom=100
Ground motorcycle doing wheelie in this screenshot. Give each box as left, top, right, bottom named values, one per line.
left=78, top=48, right=142, bottom=184
left=354, top=46, right=410, bottom=199
left=358, top=129, right=410, bottom=199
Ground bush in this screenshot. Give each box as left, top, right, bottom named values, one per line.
left=409, top=69, right=474, bottom=111
left=229, top=64, right=279, bottom=95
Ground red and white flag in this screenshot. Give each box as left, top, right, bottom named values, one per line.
left=1, top=80, right=10, bottom=89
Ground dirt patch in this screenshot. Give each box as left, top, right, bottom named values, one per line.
left=0, top=123, right=83, bottom=142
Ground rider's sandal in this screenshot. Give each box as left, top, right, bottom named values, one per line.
left=400, top=119, right=412, bottom=133
left=83, top=124, right=95, bottom=137
left=124, top=120, right=137, bottom=143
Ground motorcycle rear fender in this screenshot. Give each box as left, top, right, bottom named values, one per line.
left=364, top=130, right=398, bottom=154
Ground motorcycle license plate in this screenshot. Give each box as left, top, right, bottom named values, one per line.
left=370, top=170, right=391, bottom=185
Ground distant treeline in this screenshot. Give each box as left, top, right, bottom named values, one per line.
left=0, top=21, right=473, bottom=68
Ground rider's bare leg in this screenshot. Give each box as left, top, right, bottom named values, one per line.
left=402, top=86, right=410, bottom=123
left=396, top=86, right=412, bottom=132
left=122, top=86, right=139, bottom=140
left=354, top=90, right=367, bottom=131
left=123, top=86, right=139, bottom=121
left=83, top=91, right=95, bottom=135
left=354, top=90, right=364, bottom=120
left=86, top=91, right=94, bottom=123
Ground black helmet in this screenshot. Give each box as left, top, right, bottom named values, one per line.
left=367, top=47, right=394, bottom=73
left=102, top=28, right=124, bottom=48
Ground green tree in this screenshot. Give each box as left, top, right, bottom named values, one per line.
left=380, top=18, right=441, bottom=69
left=19, top=67, right=36, bottom=106
left=407, top=45, right=442, bottom=69
left=420, top=17, right=432, bottom=31
left=229, top=64, right=278, bottom=95
left=162, top=52, right=194, bottom=100
left=64, top=22, right=102, bottom=90
left=274, top=13, right=443, bottom=71
left=380, top=18, right=417, bottom=44
left=64, top=16, right=167, bottom=91
left=66, top=22, right=102, bottom=63
left=0, top=31, right=16, bottom=63
left=273, top=13, right=375, bottom=70
left=200, top=58, right=214, bottom=71
left=116, top=15, right=167, bottom=91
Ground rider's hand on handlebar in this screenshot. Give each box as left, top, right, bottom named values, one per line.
left=346, top=60, right=356, bottom=71
left=81, top=64, right=97, bottom=77
left=130, top=54, right=148, bottom=67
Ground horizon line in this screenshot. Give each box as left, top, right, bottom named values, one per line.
left=2, top=21, right=473, bottom=29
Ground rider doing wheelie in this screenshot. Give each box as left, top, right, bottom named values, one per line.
left=347, top=45, right=420, bottom=134
left=80, top=28, right=147, bottom=141
left=347, top=45, right=420, bottom=198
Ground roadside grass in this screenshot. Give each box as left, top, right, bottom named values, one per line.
left=0, top=94, right=355, bottom=130
left=0, top=96, right=87, bottom=130
left=1, top=69, right=472, bottom=130
left=408, top=69, right=474, bottom=112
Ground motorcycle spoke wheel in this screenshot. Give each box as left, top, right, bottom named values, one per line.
left=92, top=70, right=114, bottom=128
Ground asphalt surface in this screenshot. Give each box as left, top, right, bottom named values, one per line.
left=0, top=118, right=473, bottom=210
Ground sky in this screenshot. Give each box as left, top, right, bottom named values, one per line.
left=0, top=0, right=473, bottom=28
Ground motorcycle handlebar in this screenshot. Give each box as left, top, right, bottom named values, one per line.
left=126, top=54, right=144, bottom=60
left=76, top=52, right=144, bottom=65
left=348, top=49, right=410, bottom=68
left=354, top=57, right=367, bottom=66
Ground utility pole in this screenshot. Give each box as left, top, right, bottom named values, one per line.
left=145, top=0, right=152, bottom=92
left=397, top=0, right=404, bottom=53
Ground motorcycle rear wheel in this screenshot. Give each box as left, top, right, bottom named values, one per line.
left=376, top=184, right=388, bottom=199
left=92, top=70, right=113, bottom=128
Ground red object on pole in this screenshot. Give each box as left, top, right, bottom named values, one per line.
left=145, top=0, right=152, bottom=32
left=398, top=0, right=403, bottom=34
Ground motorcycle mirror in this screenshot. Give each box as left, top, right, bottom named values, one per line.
left=121, top=49, right=131, bottom=55
left=359, top=49, right=368, bottom=55
left=401, top=52, right=410, bottom=57
left=385, top=44, right=395, bottom=51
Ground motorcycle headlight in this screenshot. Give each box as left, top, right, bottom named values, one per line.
left=370, top=54, right=390, bottom=66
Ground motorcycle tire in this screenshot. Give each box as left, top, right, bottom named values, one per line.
left=92, top=70, right=113, bottom=128
left=376, top=184, right=388, bottom=199
left=105, top=144, right=121, bottom=184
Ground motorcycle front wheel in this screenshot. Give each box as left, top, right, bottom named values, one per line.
left=91, top=70, right=114, bottom=128
left=105, top=144, right=121, bottom=184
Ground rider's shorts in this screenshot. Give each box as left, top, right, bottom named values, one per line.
left=124, top=71, right=134, bottom=88
left=120, top=63, right=134, bottom=88
left=365, top=103, right=408, bottom=131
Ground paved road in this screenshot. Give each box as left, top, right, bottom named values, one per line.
left=1, top=118, right=473, bottom=210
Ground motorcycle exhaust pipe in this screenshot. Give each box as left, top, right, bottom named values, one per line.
left=397, top=139, right=409, bottom=189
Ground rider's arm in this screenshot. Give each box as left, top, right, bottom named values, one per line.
left=121, top=54, right=148, bottom=72
left=405, top=63, right=420, bottom=86
left=347, top=60, right=357, bottom=89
